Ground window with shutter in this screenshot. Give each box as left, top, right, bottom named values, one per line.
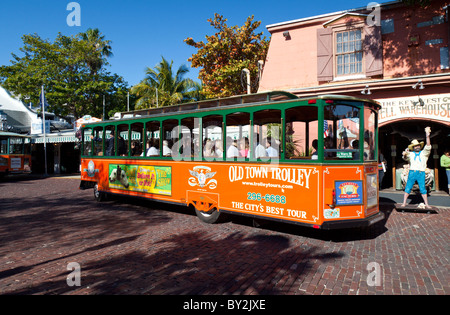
left=318, top=15, right=383, bottom=81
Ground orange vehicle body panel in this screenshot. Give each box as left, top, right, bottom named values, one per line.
left=0, top=154, right=31, bottom=174
left=81, top=158, right=380, bottom=228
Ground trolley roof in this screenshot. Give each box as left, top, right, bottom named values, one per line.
left=0, top=131, right=31, bottom=138
left=84, top=91, right=381, bottom=126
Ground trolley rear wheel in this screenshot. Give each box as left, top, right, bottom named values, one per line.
left=94, top=183, right=106, bottom=202
left=194, top=207, right=224, bottom=224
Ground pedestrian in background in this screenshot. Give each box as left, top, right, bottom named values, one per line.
left=440, top=148, right=450, bottom=194
left=401, top=127, right=432, bottom=209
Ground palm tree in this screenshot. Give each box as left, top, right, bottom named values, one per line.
left=131, top=57, right=203, bottom=109
left=78, top=28, right=113, bottom=75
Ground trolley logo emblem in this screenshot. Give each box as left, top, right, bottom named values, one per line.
left=84, top=160, right=99, bottom=177
left=189, top=166, right=217, bottom=189
left=338, top=182, right=359, bottom=198
left=335, top=180, right=363, bottom=205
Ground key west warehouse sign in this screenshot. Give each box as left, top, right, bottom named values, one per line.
left=376, top=93, right=450, bottom=125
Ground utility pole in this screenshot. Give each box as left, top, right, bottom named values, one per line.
left=41, top=85, right=48, bottom=176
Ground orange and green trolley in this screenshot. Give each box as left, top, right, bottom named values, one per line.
left=0, top=131, right=31, bottom=176
left=80, top=92, right=384, bottom=230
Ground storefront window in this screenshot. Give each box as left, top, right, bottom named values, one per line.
left=364, top=108, right=376, bottom=161
left=324, top=104, right=360, bottom=160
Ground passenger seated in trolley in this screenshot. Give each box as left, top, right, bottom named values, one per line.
left=131, top=140, right=141, bottom=156
left=105, top=131, right=115, bottom=156
left=239, top=137, right=250, bottom=158
left=226, top=137, right=240, bottom=158
left=215, top=139, right=223, bottom=157
left=265, top=136, right=278, bottom=157
left=203, top=138, right=215, bottom=158
left=311, top=139, right=318, bottom=160
left=142, top=138, right=160, bottom=157
left=162, top=140, right=172, bottom=157
left=254, top=134, right=267, bottom=159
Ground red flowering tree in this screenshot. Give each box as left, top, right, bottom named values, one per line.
left=185, top=14, right=270, bottom=99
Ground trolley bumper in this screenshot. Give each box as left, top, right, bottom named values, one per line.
left=321, top=211, right=385, bottom=230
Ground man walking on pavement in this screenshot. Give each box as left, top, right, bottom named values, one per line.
left=401, top=127, right=432, bottom=209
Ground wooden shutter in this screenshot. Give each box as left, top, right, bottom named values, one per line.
left=364, top=25, right=383, bottom=76
left=317, top=28, right=333, bottom=81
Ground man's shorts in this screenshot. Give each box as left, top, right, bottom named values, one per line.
left=405, top=170, right=427, bottom=194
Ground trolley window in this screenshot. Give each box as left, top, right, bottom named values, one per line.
left=162, top=119, right=179, bottom=158
left=118, top=124, right=129, bottom=156
left=93, top=126, right=103, bottom=156
left=202, top=115, right=223, bottom=160
left=253, top=109, right=281, bottom=160
left=145, top=121, right=160, bottom=157
left=181, top=117, right=200, bottom=159
left=324, top=104, right=360, bottom=160
left=1, top=138, right=7, bottom=154
left=82, top=128, right=93, bottom=156
left=104, top=125, right=115, bottom=156
left=364, top=108, right=377, bottom=161
left=285, top=106, right=318, bottom=160
left=226, top=112, right=250, bottom=160
left=131, top=122, right=144, bottom=156
left=9, top=137, right=24, bottom=154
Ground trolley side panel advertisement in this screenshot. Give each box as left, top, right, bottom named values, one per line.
left=108, top=164, right=172, bottom=196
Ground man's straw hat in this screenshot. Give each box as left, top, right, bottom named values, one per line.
left=408, top=139, right=424, bottom=150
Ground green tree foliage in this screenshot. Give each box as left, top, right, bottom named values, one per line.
left=0, top=29, right=128, bottom=120
left=185, top=14, right=270, bottom=99
left=131, top=56, right=202, bottom=109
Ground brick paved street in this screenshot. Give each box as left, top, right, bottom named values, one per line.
left=0, top=176, right=448, bottom=295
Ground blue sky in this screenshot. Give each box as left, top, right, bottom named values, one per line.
left=0, top=0, right=374, bottom=87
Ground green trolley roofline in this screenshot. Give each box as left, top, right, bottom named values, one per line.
left=81, top=91, right=381, bottom=127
